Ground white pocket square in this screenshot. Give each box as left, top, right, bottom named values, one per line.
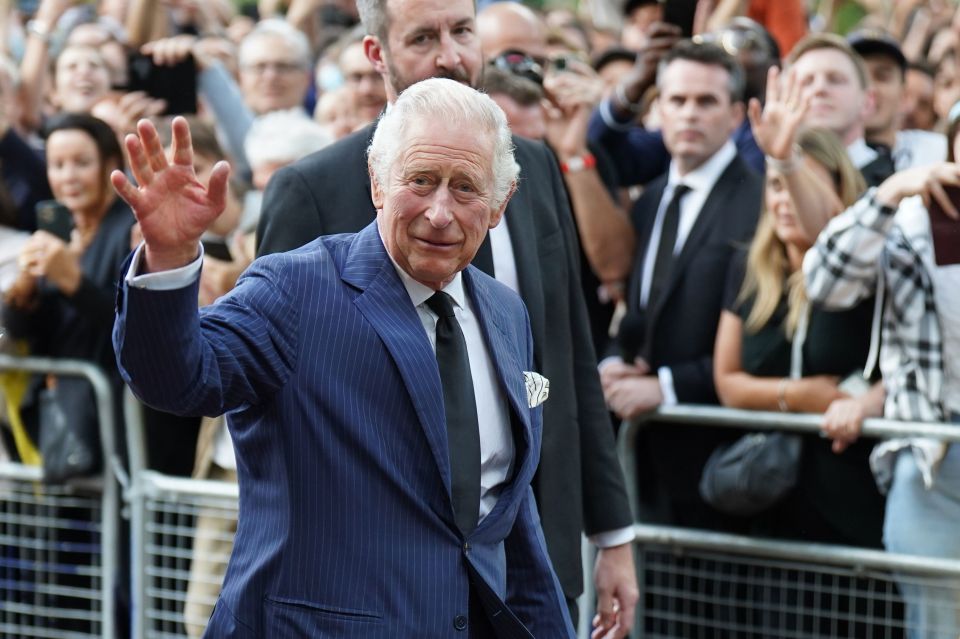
left=523, top=371, right=550, bottom=408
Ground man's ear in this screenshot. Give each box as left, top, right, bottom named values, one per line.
left=489, top=181, right=516, bottom=229
left=368, top=159, right=384, bottom=210
left=364, top=35, right=388, bottom=76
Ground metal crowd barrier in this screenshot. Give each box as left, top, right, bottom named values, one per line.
left=0, top=354, right=121, bottom=639
left=125, top=395, right=238, bottom=639
left=608, top=406, right=960, bottom=639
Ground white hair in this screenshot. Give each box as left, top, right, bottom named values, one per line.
left=245, top=109, right=333, bottom=168
left=239, top=18, right=312, bottom=70
left=368, top=78, right=519, bottom=209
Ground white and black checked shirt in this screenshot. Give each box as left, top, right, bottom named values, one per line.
left=803, top=189, right=948, bottom=490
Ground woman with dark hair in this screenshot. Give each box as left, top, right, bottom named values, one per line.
left=3, top=112, right=134, bottom=476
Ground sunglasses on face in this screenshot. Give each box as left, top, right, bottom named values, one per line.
left=489, top=50, right=545, bottom=85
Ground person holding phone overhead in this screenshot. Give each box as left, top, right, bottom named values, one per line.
left=3, top=112, right=134, bottom=475
left=803, top=103, right=960, bottom=639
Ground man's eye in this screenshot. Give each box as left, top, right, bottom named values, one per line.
left=412, top=176, right=430, bottom=186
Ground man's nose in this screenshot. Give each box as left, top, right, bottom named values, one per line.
left=425, top=188, right=455, bottom=227
left=435, top=33, right=462, bottom=71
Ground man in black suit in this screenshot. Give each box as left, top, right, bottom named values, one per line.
left=601, top=41, right=762, bottom=531
left=255, top=0, right=637, bottom=635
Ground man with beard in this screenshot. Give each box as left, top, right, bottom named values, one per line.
left=255, top=0, right=637, bottom=636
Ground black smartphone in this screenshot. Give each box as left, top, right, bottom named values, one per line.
left=661, top=0, right=695, bottom=37
left=928, top=185, right=960, bottom=266
left=126, top=52, right=198, bottom=115
left=201, top=238, right=233, bottom=261
left=35, top=200, right=74, bottom=242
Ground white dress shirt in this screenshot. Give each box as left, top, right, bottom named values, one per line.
left=632, top=141, right=736, bottom=407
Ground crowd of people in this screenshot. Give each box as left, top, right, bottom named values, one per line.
left=1, top=0, right=960, bottom=637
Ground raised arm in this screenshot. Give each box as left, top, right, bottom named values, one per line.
left=804, top=163, right=960, bottom=309
left=749, top=66, right=843, bottom=241
left=111, top=116, right=230, bottom=271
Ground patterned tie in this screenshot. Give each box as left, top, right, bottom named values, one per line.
left=426, top=292, right=481, bottom=535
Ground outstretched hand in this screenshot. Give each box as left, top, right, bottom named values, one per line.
left=111, top=117, right=231, bottom=272
left=748, top=66, right=811, bottom=161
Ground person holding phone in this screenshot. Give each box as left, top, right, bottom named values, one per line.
left=4, top=112, right=134, bottom=470
left=803, top=106, right=960, bottom=639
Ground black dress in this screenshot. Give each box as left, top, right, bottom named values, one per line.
left=725, top=251, right=885, bottom=548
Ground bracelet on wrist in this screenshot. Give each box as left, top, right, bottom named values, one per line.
left=777, top=377, right=790, bottom=412
left=614, top=82, right=645, bottom=116
left=26, top=20, right=52, bottom=44
left=766, top=144, right=803, bottom=175
left=560, top=152, right=597, bottom=174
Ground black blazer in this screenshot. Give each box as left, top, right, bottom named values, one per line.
left=255, top=124, right=632, bottom=599
left=623, top=154, right=762, bottom=528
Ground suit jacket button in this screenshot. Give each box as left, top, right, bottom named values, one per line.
left=454, top=614, right=468, bottom=631
left=463, top=541, right=470, bottom=552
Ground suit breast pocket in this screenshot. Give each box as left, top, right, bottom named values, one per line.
left=264, top=596, right=385, bottom=636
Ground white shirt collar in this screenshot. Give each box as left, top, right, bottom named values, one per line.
left=377, top=222, right=467, bottom=310
left=847, top=137, right=877, bottom=169
left=666, top=140, right=737, bottom=194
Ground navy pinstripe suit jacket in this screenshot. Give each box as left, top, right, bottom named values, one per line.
left=114, top=223, right=574, bottom=637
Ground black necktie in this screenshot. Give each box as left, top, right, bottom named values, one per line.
left=426, top=292, right=481, bottom=535
left=648, top=184, right=689, bottom=311
left=861, top=143, right=895, bottom=187
left=472, top=234, right=495, bottom=277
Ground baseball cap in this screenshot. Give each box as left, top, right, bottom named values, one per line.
left=847, top=29, right=907, bottom=72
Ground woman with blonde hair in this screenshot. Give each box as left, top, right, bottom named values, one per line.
left=713, top=126, right=887, bottom=547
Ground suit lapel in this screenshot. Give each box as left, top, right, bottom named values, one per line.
left=629, top=178, right=667, bottom=309
left=463, top=270, right=533, bottom=525
left=648, top=159, right=740, bottom=325
left=343, top=225, right=452, bottom=493
left=504, top=196, right=547, bottom=371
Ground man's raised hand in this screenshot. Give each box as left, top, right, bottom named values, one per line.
left=111, top=116, right=231, bottom=272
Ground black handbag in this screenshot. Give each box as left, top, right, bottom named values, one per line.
left=698, top=431, right=802, bottom=516
left=38, top=385, right=99, bottom=483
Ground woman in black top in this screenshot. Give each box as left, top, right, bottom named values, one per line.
left=4, top=112, right=135, bottom=475
left=713, top=127, right=886, bottom=547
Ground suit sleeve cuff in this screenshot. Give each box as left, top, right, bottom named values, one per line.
left=589, top=526, right=636, bottom=548
left=658, top=366, right=677, bottom=406
left=125, top=242, right=204, bottom=290
left=598, top=99, right=637, bottom=132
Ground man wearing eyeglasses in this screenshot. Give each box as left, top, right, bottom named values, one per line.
left=255, top=0, right=638, bottom=636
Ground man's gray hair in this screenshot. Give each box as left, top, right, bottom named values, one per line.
left=239, top=18, right=312, bottom=70
left=356, top=0, right=389, bottom=43
left=357, top=0, right=476, bottom=46
left=368, top=78, right=519, bottom=210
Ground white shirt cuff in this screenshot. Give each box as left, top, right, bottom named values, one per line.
left=124, top=242, right=204, bottom=290
left=589, top=525, right=636, bottom=548
left=657, top=366, right=677, bottom=406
